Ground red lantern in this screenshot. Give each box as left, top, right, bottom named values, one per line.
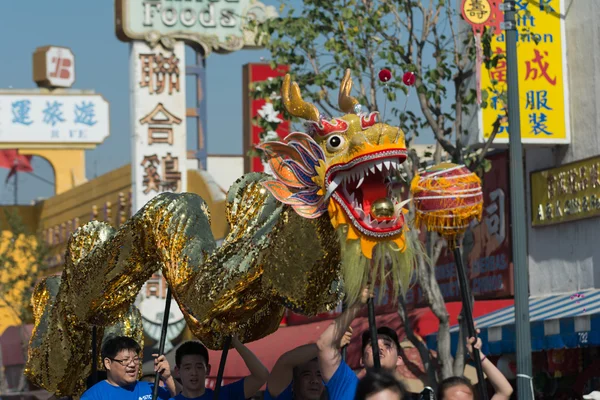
left=410, top=163, right=483, bottom=241
left=402, top=72, right=416, bottom=86
left=378, top=69, right=392, bottom=83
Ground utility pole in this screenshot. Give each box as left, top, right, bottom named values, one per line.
left=501, top=1, right=533, bottom=399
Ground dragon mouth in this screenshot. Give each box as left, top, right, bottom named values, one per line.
left=325, top=150, right=408, bottom=238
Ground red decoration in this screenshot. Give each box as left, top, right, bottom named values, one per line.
left=402, top=72, right=416, bottom=86
left=0, top=149, right=33, bottom=183
left=411, top=164, right=483, bottom=240
left=378, top=69, right=392, bottom=83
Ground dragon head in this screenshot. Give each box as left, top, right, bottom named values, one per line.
left=259, top=70, right=416, bottom=304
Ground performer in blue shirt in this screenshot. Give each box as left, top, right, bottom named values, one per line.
left=264, top=330, right=352, bottom=400
left=171, top=337, right=268, bottom=400
left=316, top=289, right=403, bottom=400
left=81, top=336, right=177, bottom=400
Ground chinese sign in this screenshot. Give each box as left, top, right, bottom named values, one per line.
left=33, top=46, right=76, bottom=88
left=0, top=93, right=109, bottom=145
left=531, top=155, right=600, bottom=226
left=480, top=0, right=570, bottom=144
left=406, top=152, right=514, bottom=304
left=131, top=41, right=188, bottom=347
left=242, top=63, right=290, bottom=173
left=115, top=0, right=278, bottom=55
left=131, top=41, right=187, bottom=213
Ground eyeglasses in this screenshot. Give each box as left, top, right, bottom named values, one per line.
left=109, top=357, right=141, bottom=366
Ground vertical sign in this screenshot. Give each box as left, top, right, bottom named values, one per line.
left=130, top=41, right=187, bottom=213
left=242, top=63, right=290, bottom=173
left=480, top=0, right=570, bottom=144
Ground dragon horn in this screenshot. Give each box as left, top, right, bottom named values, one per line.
left=338, top=69, right=360, bottom=114
left=281, top=74, right=320, bottom=122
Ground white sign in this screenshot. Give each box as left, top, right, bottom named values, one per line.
left=116, top=0, right=278, bottom=55
left=0, top=94, right=109, bottom=144
left=130, top=41, right=188, bottom=345
left=130, top=41, right=188, bottom=213
left=33, top=46, right=76, bottom=88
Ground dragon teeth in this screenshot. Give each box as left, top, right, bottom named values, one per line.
left=356, top=176, right=364, bottom=189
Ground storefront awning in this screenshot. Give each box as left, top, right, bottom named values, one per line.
left=425, top=289, right=600, bottom=355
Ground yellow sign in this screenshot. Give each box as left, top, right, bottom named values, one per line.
left=531, top=156, right=600, bottom=226
left=480, top=0, right=570, bottom=144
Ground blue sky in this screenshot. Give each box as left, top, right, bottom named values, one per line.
left=0, top=1, right=435, bottom=205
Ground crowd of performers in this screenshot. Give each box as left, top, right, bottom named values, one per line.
left=78, top=290, right=512, bottom=400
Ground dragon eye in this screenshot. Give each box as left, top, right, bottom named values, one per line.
left=326, top=135, right=345, bottom=152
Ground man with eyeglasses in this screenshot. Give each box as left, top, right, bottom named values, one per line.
left=316, top=289, right=403, bottom=400
left=81, top=336, right=178, bottom=399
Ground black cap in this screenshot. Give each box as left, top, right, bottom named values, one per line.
left=361, top=326, right=401, bottom=352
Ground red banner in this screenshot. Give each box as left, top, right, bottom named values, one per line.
left=406, top=151, right=514, bottom=305
left=242, top=63, right=290, bottom=173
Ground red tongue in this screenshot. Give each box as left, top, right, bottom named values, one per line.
left=360, top=181, right=388, bottom=215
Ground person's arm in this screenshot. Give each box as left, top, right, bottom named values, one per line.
left=466, top=334, right=513, bottom=400
left=267, top=344, right=318, bottom=397
left=232, top=336, right=269, bottom=399
left=153, top=353, right=178, bottom=397
left=317, top=288, right=369, bottom=382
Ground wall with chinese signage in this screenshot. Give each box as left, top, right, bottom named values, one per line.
left=131, top=41, right=187, bottom=213
left=524, top=1, right=600, bottom=296
left=527, top=152, right=600, bottom=296
left=242, top=63, right=290, bottom=173
left=479, top=0, right=570, bottom=145
left=406, top=151, right=513, bottom=305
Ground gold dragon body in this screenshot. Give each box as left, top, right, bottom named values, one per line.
left=26, top=70, right=421, bottom=397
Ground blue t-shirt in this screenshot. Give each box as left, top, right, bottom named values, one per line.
left=80, top=380, right=171, bottom=400
left=325, top=362, right=358, bottom=400
left=263, top=383, right=293, bottom=400
left=171, top=379, right=245, bottom=400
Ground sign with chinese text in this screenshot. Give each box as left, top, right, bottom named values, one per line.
left=242, top=63, right=290, bottom=173
left=131, top=41, right=187, bottom=213
left=131, top=41, right=188, bottom=348
left=115, top=0, right=277, bottom=55
left=480, top=0, right=570, bottom=144
left=0, top=93, right=109, bottom=146
left=33, top=46, right=76, bottom=88
left=531, top=156, right=600, bottom=226
left=406, top=152, right=514, bottom=304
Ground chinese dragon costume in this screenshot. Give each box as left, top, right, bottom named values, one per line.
left=26, top=70, right=424, bottom=397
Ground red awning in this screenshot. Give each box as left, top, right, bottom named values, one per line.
left=206, top=319, right=332, bottom=382
left=413, top=300, right=515, bottom=338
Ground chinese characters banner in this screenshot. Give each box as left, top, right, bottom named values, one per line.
left=406, top=152, right=514, bottom=305
left=480, top=0, right=570, bottom=144
left=242, top=63, right=290, bottom=174
left=0, top=94, right=109, bottom=145
left=130, top=41, right=187, bottom=213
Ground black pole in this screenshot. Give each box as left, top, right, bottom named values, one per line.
left=151, top=287, right=173, bottom=400
left=452, top=247, right=487, bottom=400
left=503, top=2, right=533, bottom=398
left=367, top=298, right=381, bottom=370
left=214, top=336, right=232, bottom=400
left=341, top=303, right=347, bottom=361
left=91, top=326, right=98, bottom=385
left=14, top=170, right=17, bottom=205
